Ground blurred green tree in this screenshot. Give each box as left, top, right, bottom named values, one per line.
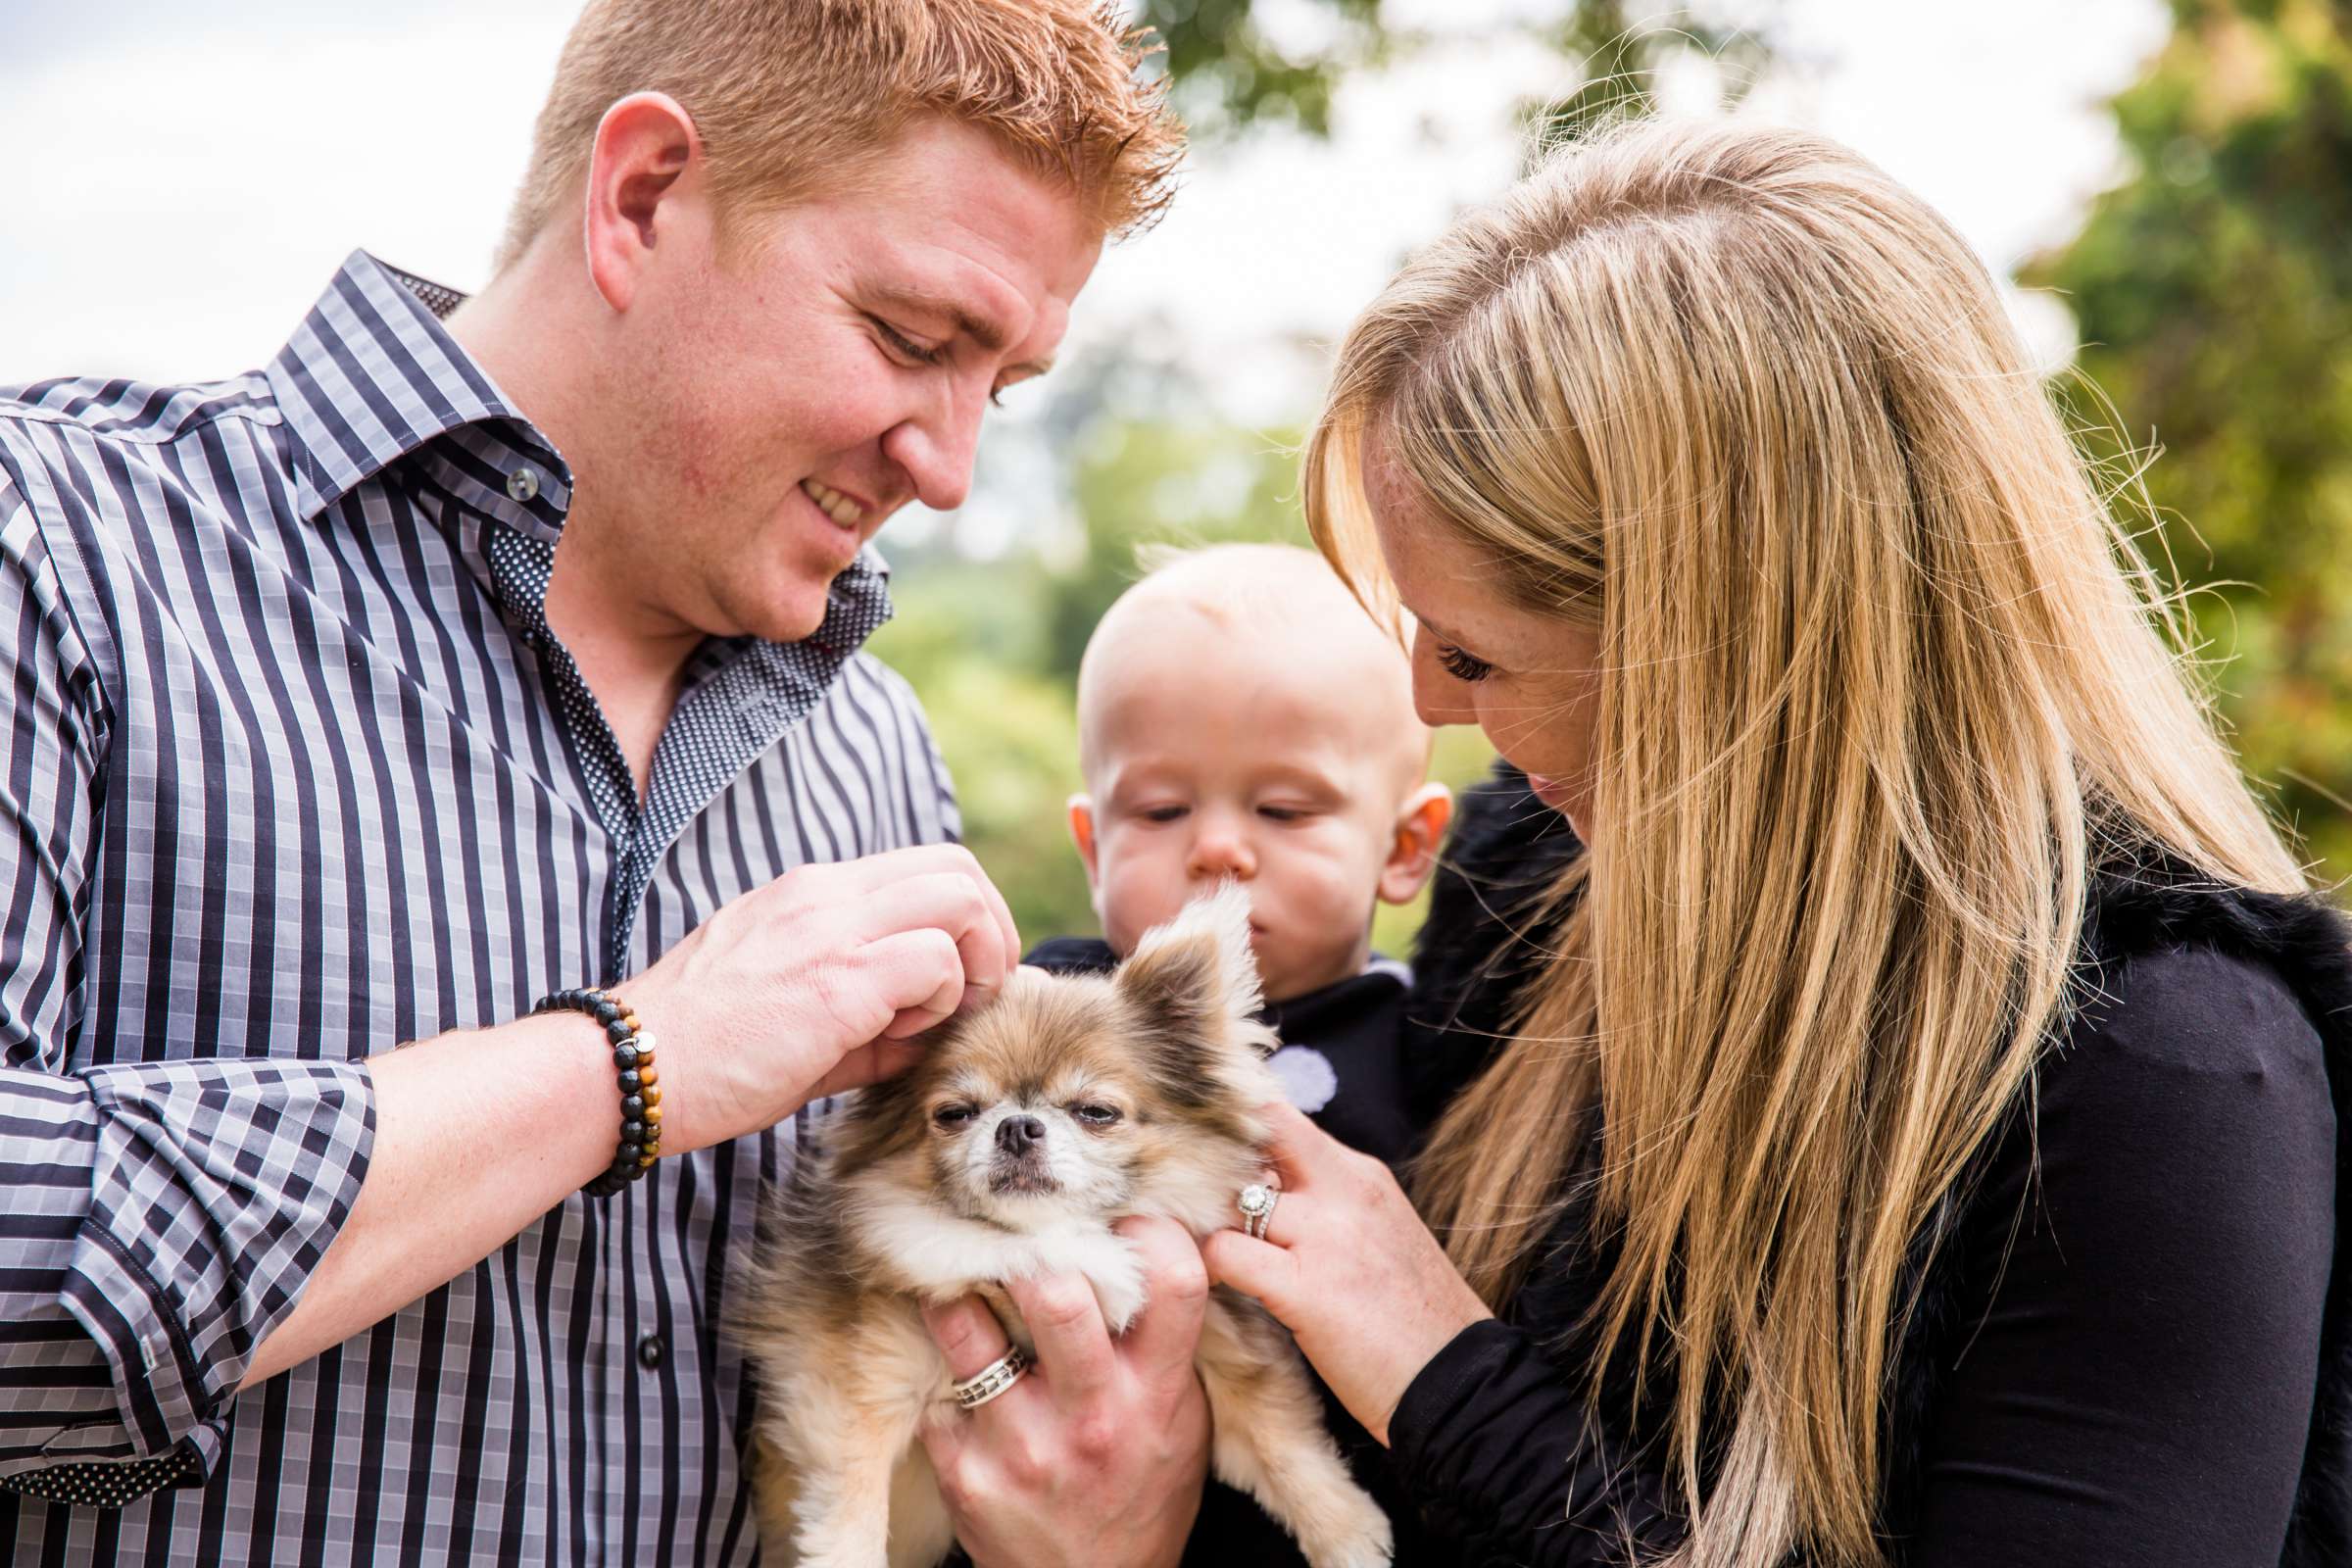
left=2029, top=0, right=2352, bottom=880
left=1133, top=0, right=1387, bottom=136
left=1130, top=0, right=1766, bottom=141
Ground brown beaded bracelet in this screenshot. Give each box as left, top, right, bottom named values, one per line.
left=532, top=985, right=662, bottom=1197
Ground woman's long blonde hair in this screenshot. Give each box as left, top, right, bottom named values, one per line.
left=1305, top=120, right=2308, bottom=1567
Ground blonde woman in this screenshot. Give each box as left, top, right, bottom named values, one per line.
left=1201, top=121, right=2350, bottom=1566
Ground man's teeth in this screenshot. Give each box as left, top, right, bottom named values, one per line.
left=801, top=479, right=865, bottom=527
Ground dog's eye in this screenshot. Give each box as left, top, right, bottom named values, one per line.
left=932, top=1104, right=975, bottom=1129
left=1072, top=1103, right=1121, bottom=1127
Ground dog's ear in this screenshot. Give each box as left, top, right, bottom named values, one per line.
left=1115, top=882, right=1274, bottom=1059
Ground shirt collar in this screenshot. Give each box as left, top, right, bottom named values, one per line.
left=265, top=250, right=574, bottom=536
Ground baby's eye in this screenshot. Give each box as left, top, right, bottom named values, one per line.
left=932, top=1103, right=975, bottom=1130
left=1256, top=805, right=1316, bottom=823
left=1138, top=806, right=1189, bottom=824
left=1071, top=1103, right=1122, bottom=1127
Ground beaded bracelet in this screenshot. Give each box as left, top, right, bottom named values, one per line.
left=532, top=986, right=662, bottom=1197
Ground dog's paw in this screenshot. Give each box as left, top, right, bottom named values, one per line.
left=1297, top=1490, right=1394, bottom=1568
left=1089, top=1239, right=1148, bottom=1335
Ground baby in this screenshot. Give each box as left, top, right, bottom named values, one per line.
left=1026, top=543, right=1452, bottom=1164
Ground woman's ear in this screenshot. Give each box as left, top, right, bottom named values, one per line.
left=1066, top=794, right=1101, bottom=887
left=1377, top=782, right=1454, bottom=905
left=583, top=91, right=704, bottom=315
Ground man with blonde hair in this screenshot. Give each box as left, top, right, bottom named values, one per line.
left=0, top=4, right=1204, bottom=1564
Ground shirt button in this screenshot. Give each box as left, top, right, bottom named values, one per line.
left=636, top=1334, right=665, bottom=1370
left=506, top=466, right=541, bottom=503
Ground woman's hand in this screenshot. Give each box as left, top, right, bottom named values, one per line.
left=919, top=1216, right=1212, bottom=1568
left=1202, top=1100, right=1492, bottom=1445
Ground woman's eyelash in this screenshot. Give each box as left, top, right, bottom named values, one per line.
left=1436, top=642, right=1495, bottom=683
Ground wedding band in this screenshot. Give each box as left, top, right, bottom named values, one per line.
left=1237, top=1182, right=1279, bottom=1242
left=950, top=1345, right=1030, bottom=1410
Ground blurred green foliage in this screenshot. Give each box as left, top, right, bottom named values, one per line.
left=1526, top=0, right=1773, bottom=148
left=1129, top=0, right=1763, bottom=142
left=1132, top=0, right=1387, bottom=137
left=2030, top=0, right=2352, bottom=879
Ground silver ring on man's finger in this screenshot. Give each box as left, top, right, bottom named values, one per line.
left=950, top=1345, right=1030, bottom=1410
left=1237, top=1182, right=1279, bottom=1242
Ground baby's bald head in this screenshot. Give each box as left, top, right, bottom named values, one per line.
left=1069, top=544, right=1449, bottom=1001
left=1077, top=543, right=1428, bottom=795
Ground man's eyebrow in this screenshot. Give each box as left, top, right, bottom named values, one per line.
left=867, top=283, right=1051, bottom=375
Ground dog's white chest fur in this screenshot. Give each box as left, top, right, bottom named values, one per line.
left=858, top=1195, right=1149, bottom=1332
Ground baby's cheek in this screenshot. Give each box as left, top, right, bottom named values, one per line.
left=1098, top=849, right=1195, bottom=949
left=1270, top=836, right=1381, bottom=928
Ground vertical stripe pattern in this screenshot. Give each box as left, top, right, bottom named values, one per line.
left=0, top=252, right=957, bottom=1565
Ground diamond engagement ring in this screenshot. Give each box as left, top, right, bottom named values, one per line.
left=950, top=1345, right=1031, bottom=1410
left=1237, top=1182, right=1279, bottom=1241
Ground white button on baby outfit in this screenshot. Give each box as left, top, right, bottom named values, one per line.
left=1269, top=1045, right=1339, bottom=1114
left=507, top=466, right=541, bottom=503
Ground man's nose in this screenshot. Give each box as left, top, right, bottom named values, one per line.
left=880, top=382, right=988, bottom=514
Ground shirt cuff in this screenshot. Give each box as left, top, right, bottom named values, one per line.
left=56, top=1058, right=375, bottom=1467
left=1388, top=1317, right=1524, bottom=1474
left=1387, top=1318, right=1678, bottom=1562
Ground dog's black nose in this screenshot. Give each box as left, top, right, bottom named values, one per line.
left=997, top=1115, right=1047, bottom=1155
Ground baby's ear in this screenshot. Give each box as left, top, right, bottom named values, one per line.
left=1115, top=882, right=1273, bottom=1057
left=1378, top=781, right=1454, bottom=905
left=1066, top=794, right=1102, bottom=889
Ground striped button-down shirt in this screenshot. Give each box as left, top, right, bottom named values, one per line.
left=0, top=251, right=958, bottom=1563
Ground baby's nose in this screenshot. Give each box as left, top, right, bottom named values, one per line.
left=1189, top=828, right=1257, bottom=879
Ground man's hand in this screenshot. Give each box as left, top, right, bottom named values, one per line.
left=919, top=1216, right=1213, bottom=1568
left=619, top=844, right=1019, bottom=1152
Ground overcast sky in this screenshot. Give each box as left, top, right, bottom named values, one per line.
left=0, top=0, right=2171, bottom=548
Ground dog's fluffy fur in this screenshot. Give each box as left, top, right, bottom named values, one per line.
left=732, top=888, right=1394, bottom=1568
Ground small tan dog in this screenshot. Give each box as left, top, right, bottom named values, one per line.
left=733, top=887, right=1394, bottom=1568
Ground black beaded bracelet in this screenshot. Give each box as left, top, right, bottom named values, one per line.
left=532, top=986, right=662, bottom=1198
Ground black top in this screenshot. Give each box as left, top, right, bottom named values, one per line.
left=1384, top=767, right=2352, bottom=1567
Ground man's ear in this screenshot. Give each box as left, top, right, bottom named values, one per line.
left=1067, top=794, right=1101, bottom=888
left=1377, top=782, right=1454, bottom=905
left=583, top=91, right=703, bottom=315
left=1114, top=883, right=1270, bottom=1054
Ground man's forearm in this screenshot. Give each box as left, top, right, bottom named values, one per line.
left=240, top=1011, right=622, bottom=1391
left=242, top=840, right=1023, bottom=1392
